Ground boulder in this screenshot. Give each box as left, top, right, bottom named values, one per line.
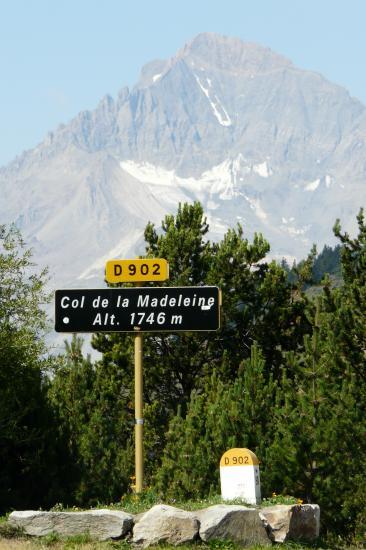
left=8, top=509, right=133, bottom=541
left=133, top=504, right=199, bottom=547
left=8, top=502, right=321, bottom=545
left=198, top=504, right=271, bottom=546
left=259, top=504, right=320, bottom=542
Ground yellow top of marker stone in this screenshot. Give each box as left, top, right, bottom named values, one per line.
left=220, top=448, right=259, bottom=467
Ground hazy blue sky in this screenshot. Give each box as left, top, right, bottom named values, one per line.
left=1, top=0, right=365, bottom=166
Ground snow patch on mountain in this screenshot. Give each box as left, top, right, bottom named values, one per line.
left=282, top=224, right=311, bottom=237
left=282, top=217, right=296, bottom=224
left=244, top=195, right=267, bottom=221
left=305, top=179, right=320, bottom=191
left=194, top=74, right=232, bottom=127
left=120, top=160, right=176, bottom=186
left=120, top=158, right=243, bottom=199
left=304, top=174, right=335, bottom=192
left=325, top=174, right=334, bottom=188
left=120, top=155, right=272, bottom=203
left=253, top=161, right=272, bottom=178
left=120, top=157, right=274, bottom=226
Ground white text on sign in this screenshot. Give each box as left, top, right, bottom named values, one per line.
left=55, top=287, right=221, bottom=333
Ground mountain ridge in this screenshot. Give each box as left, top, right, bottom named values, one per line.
left=1, top=32, right=365, bottom=296
left=4, top=32, right=365, bottom=177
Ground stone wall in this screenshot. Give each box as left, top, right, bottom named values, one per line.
left=9, top=503, right=320, bottom=546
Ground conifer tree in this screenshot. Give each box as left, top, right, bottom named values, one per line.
left=154, top=344, right=278, bottom=499
left=312, top=244, right=341, bottom=283
left=48, top=335, right=96, bottom=503
left=93, top=202, right=306, bottom=411
left=264, top=211, right=366, bottom=536
left=90, top=202, right=309, bottom=487
left=49, top=335, right=134, bottom=505
left=265, top=296, right=365, bottom=536
left=332, top=209, right=366, bottom=379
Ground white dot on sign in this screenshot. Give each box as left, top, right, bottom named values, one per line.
left=63, top=317, right=70, bottom=324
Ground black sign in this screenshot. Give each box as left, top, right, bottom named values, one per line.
left=55, top=286, right=221, bottom=333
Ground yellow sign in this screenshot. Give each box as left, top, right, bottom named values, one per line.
left=220, top=448, right=259, bottom=467
left=105, top=258, right=169, bottom=283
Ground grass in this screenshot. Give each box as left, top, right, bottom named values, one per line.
left=47, top=492, right=260, bottom=516
left=50, top=490, right=299, bottom=516
left=0, top=532, right=362, bottom=550
left=0, top=540, right=339, bottom=550
left=112, top=491, right=260, bottom=514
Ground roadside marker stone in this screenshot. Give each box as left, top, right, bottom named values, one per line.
left=220, top=448, right=261, bottom=505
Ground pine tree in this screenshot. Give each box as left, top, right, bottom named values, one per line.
left=332, top=209, right=366, bottom=379
left=312, top=244, right=342, bottom=283
left=154, top=344, right=278, bottom=499
left=49, top=335, right=134, bottom=505
left=263, top=299, right=328, bottom=502
left=263, top=211, right=366, bottom=537
left=90, top=202, right=309, bottom=488
left=48, top=335, right=96, bottom=503
left=265, top=307, right=366, bottom=536
left=93, top=202, right=307, bottom=410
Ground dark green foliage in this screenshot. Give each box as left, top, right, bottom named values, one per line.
left=49, top=335, right=134, bottom=505
left=144, top=202, right=211, bottom=286
left=205, top=226, right=309, bottom=378
left=312, top=244, right=341, bottom=283
left=334, top=209, right=366, bottom=284
left=3, top=203, right=364, bottom=543
left=283, top=244, right=342, bottom=287
left=154, top=344, right=278, bottom=499
left=48, top=336, right=97, bottom=504
left=0, top=225, right=58, bottom=512
left=264, top=211, right=366, bottom=538
left=265, top=298, right=365, bottom=537
left=150, top=206, right=366, bottom=541
left=88, top=202, right=308, bottom=494
left=93, top=201, right=307, bottom=406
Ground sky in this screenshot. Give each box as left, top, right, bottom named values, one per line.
left=1, top=0, right=366, bottom=167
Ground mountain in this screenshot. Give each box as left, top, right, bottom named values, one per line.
left=1, top=32, right=365, bottom=292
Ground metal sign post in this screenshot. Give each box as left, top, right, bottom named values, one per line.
left=134, top=330, right=144, bottom=493
left=134, top=277, right=144, bottom=495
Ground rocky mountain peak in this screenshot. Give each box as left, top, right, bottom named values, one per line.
left=137, top=59, right=169, bottom=88
left=177, top=32, right=293, bottom=75
left=136, top=32, right=293, bottom=91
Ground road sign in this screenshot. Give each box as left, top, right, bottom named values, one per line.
left=105, top=258, right=169, bottom=283
left=55, top=286, right=221, bottom=333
